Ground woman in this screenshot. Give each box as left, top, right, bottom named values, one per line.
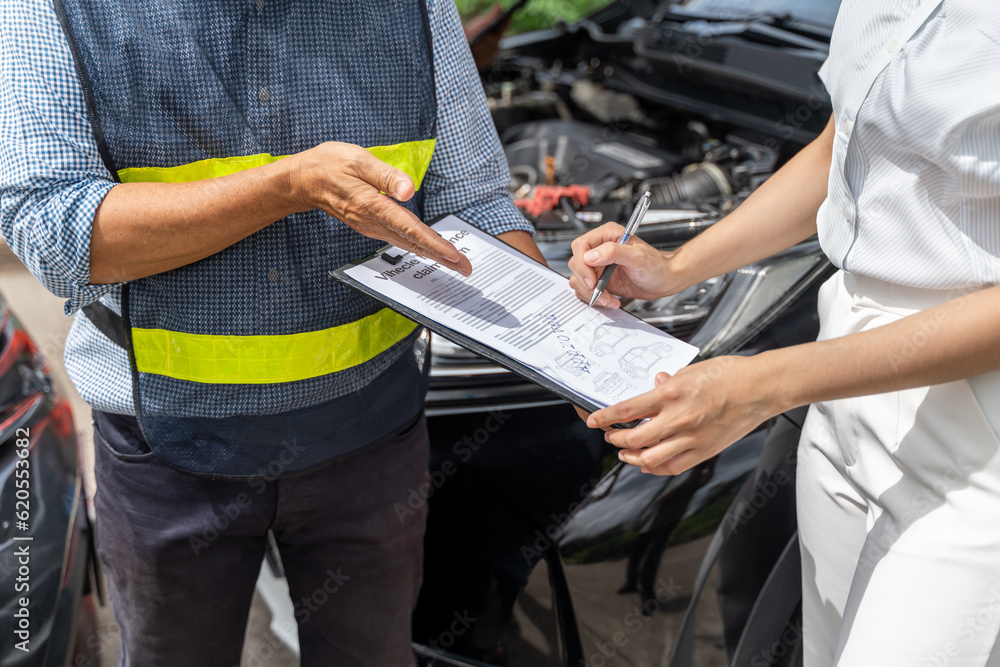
left=568, top=0, right=1000, bottom=664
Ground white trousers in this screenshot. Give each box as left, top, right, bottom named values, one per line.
left=798, top=271, right=1000, bottom=667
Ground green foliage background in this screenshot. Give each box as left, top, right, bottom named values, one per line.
left=454, top=0, right=611, bottom=34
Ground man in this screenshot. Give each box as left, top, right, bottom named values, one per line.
left=0, top=0, right=542, bottom=664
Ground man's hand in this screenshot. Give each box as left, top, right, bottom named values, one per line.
left=289, top=142, right=472, bottom=276
left=567, top=223, right=678, bottom=308
left=91, top=141, right=475, bottom=283
left=586, top=356, right=775, bottom=475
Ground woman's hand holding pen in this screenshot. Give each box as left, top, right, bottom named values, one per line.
left=567, top=222, right=683, bottom=308
left=565, top=118, right=842, bottom=475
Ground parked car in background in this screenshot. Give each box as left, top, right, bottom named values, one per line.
left=0, top=292, right=100, bottom=666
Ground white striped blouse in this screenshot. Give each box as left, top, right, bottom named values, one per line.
left=817, top=0, right=1000, bottom=289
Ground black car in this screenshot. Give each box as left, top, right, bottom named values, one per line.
left=0, top=293, right=101, bottom=666
left=411, top=1, right=838, bottom=665
left=251, top=1, right=838, bottom=665
left=6, top=1, right=837, bottom=665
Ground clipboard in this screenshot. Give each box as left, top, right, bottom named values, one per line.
left=330, top=216, right=698, bottom=422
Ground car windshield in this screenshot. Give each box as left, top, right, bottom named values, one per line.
left=681, top=0, right=842, bottom=28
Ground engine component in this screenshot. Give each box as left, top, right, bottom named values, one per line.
left=513, top=185, right=590, bottom=217
left=569, top=79, right=644, bottom=125
left=640, top=161, right=732, bottom=206
left=502, top=120, right=684, bottom=188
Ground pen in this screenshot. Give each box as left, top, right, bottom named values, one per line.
left=589, top=191, right=651, bottom=307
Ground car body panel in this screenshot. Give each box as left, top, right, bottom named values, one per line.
left=0, top=302, right=99, bottom=666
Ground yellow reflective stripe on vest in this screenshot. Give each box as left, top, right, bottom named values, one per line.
left=120, top=139, right=433, bottom=384
left=131, top=308, right=418, bottom=384
left=116, top=138, right=436, bottom=190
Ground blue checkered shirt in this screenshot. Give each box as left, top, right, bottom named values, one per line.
left=0, top=0, right=531, bottom=415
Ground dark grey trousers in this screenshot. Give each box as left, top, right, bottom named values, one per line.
left=92, top=409, right=429, bottom=667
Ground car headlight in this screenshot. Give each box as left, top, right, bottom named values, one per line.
left=689, top=240, right=829, bottom=356
left=624, top=275, right=729, bottom=339
left=627, top=240, right=829, bottom=356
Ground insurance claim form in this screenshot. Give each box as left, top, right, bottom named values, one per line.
left=338, top=216, right=699, bottom=410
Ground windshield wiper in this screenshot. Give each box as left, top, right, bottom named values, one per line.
left=659, top=5, right=832, bottom=42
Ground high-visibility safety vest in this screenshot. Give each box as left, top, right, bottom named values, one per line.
left=56, top=0, right=437, bottom=476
